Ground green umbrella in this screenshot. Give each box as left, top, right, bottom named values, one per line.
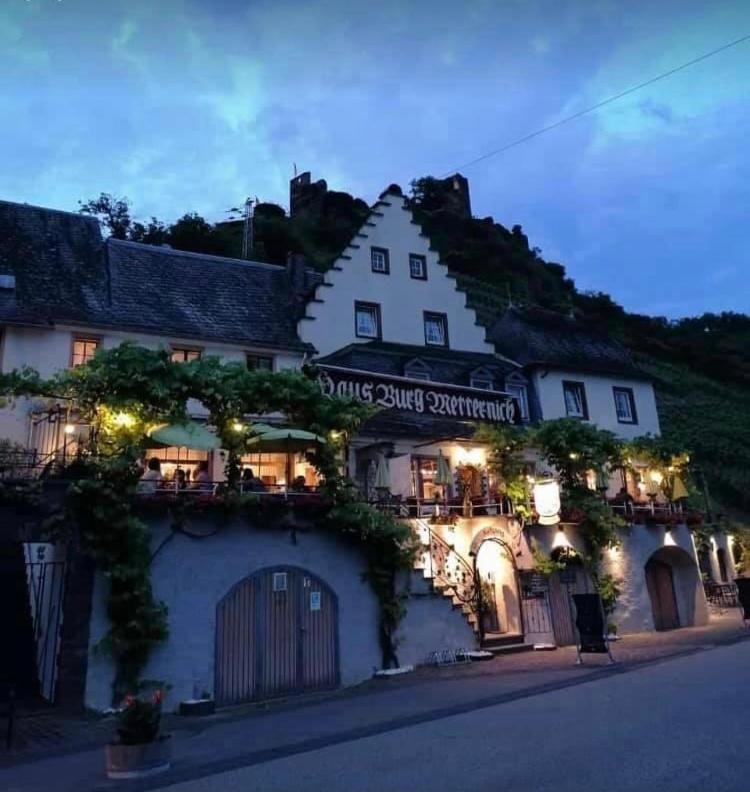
left=148, top=421, right=221, bottom=451
left=435, top=451, right=453, bottom=486
left=248, top=422, right=278, bottom=436
left=244, top=427, right=325, bottom=453
left=374, top=456, right=390, bottom=490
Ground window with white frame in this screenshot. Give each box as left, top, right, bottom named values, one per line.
left=355, top=301, right=381, bottom=339
left=423, top=312, right=448, bottom=347
left=409, top=254, right=427, bottom=280
left=506, top=383, right=530, bottom=421
left=370, top=247, right=389, bottom=274
left=470, top=369, right=494, bottom=390
left=246, top=354, right=274, bottom=371
left=613, top=387, right=637, bottom=424
left=563, top=380, right=588, bottom=419
left=71, top=337, right=100, bottom=367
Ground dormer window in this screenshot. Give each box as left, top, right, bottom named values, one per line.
left=470, top=368, right=494, bottom=390
left=404, top=359, right=431, bottom=381
left=370, top=247, right=390, bottom=274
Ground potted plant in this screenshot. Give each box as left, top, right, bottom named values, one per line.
left=105, top=687, right=172, bottom=780
left=606, top=622, right=619, bottom=641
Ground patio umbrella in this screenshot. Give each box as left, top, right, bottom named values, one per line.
left=374, top=455, right=390, bottom=491
left=148, top=420, right=221, bottom=451
left=435, top=452, right=453, bottom=486
left=247, top=422, right=278, bottom=436
left=245, top=427, right=326, bottom=492
left=671, top=474, right=689, bottom=501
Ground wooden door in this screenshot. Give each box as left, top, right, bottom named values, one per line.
left=646, top=559, right=680, bottom=630
left=215, top=567, right=338, bottom=706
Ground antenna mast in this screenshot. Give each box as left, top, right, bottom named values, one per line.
left=241, top=197, right=255, bottom=260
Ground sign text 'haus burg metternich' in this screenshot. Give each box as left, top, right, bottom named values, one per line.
left=317, top=365, right=521, bottom=425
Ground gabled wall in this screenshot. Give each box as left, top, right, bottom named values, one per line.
left=298, top=190, right=494, bottom=357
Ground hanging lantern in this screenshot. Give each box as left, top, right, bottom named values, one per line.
left=533, top=479, right=561, bottom=526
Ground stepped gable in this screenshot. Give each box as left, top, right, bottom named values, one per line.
left=489, top=305, right=645, bottom=379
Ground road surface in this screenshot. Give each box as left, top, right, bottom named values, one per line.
left=159, top=641, right=749, bottom=792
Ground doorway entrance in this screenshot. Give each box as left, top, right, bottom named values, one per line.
left=215, top=566, right=339, bottom=707
left=474, top=539, right=524, bottom=642
left=645, top=558, right=680, bottom=630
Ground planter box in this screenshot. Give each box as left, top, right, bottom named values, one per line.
left=179, top=698, right=215, bottom=717
left=105, top=735, right=172, bottom=780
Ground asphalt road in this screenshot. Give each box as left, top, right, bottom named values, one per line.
left=159, top=641, right=750, bottom=792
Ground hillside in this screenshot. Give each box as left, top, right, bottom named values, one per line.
left=79, top=180, right=750, bottom=523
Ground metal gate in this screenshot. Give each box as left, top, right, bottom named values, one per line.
left=519, top=571, right=553, bottom=635
left=215, top=566, right=339, bottom=707
left=0, top=543, right=66, bottom=703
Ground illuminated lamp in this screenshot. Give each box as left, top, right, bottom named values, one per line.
left=533, top=479, right=561, bottom=526
left=113, top=412, right=135, bottom=428
left=64, top=423, right=76, bottom=435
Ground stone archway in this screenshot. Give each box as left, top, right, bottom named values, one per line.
left=644, top=546, right=703, bottom=631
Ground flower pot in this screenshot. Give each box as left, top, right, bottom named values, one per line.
left=105, top=735, right=172, bottom=780
left=179, top=698, right=215, bottom=717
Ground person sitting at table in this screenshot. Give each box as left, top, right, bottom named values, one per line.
left=290, top=475, right=307, bottom=492
left=192, top=461, right=212, bottom=491
left=138, top=457, right=162, bottom=494
left=175, top=468, right=187, bottom=490
left=241, top=466, right=266, bottom=492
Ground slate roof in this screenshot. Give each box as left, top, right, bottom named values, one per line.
left=0, top=199, right=317, bottom=351
left=315, top=341, right=520, bottom=388
left=488, top=306, right=645, bottom=379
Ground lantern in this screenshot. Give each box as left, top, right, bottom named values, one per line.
left=533, top=479, right=561, bottom=526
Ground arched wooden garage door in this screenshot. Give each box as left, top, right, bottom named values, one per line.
left=645, top=558, right=680, bottom=631
left=215, top=566, right=339, bottom=707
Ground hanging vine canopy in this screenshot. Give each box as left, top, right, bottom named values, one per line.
left=0, top=344, right=418, bottom=697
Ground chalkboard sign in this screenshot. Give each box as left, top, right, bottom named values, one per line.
left=736, top=578, right=750, bottom=620
left=573, top=594, right=611, bottom=658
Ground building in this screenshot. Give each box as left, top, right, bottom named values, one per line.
left=0, top=186, right=736, bottom=712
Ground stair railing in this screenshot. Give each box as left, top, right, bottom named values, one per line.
left=416, top=519, right=477, bottom=610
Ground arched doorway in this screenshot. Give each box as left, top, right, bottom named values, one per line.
left=215, top=566, right=339, bottom=707
left=474, top=539, right=523, bottom=639
left=645, top=547, right=702, bottom=631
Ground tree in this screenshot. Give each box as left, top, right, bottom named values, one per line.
left=79, top=193, right=134, bottom=239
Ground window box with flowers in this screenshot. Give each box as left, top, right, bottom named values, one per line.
left=105, top=688, right=172, bottom=780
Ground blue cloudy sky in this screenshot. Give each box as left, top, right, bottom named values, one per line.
left=1, top=0, right=748, bottom=317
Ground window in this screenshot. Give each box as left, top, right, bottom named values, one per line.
left=506, top=383, right=530, bottom=421
left=355, top=301, right=381, bottom=339
left=409, top=254, right=427, bottom=280
left=470, top=378, right=493, bottom=390
left=171, top=347, right=202, bottom=363
left=613, top=387, right=638, bottom=424
left=370, top=247, right=390, bottom=274
left=272, top=572, right=288, bottom=592
left=71, top=337, right=100, bottom=367
left=562, top=380, right=588, bottom=419
left=246, top=354, right=274, bottom=371
left=404, top=359, right=431, bottom=381
left=423, top=312, right=448, bottom=347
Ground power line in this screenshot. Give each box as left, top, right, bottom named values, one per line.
left=443, top=32, right=750, bottom=176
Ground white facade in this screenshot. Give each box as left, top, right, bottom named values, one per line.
left=0, top=323, right=304, bottom=446
left=299, top=191, right=494, bottom=357
left=530, top=369, right=661, bottom=438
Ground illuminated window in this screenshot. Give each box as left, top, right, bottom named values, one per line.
left=370, top=247, right=390, bottom=274
left=613, top=387, right=637, bottom=424
left=71, top=337, right=99, bottom=367
left=563, top=381, right=588, bottom=419
left=423, top=312, right=448, bottom=347
left=246, top=354, right=273, bottom=371
left=171, top=347, right=202, bottom=363
left=355, top=301, right=381, bottom=339
left=409, top=254, right=427, bottom=280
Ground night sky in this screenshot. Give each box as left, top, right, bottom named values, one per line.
left=2, top=0, right=748, bottom=317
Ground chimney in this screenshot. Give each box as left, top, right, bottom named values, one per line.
left=286, top=252, right=308, bottom=294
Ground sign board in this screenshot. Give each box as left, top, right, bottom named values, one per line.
left=318, top=365, right=521, bottom=426
left=310, top=591, right=321, bottom=611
